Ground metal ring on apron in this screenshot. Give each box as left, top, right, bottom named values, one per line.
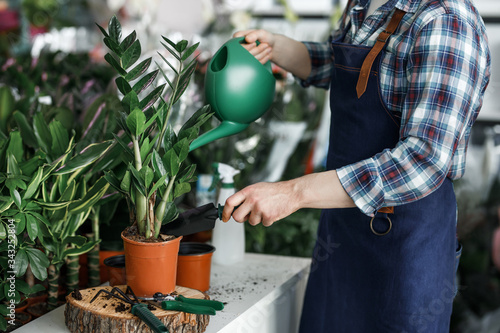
left=370, top=215, right=392, bottom=236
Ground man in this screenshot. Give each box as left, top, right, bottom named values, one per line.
left=222, top=0, right=491, bottom=331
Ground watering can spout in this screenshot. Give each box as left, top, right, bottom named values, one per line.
left=189, top=121, right=249, bottom=151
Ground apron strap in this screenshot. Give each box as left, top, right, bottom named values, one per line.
left=356, top=8, right=406, bottom=98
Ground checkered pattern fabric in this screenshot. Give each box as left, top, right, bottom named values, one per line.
left=300, top=0, right=491, bottom=216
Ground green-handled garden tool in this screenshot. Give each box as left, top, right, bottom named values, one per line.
left=90, top=287, right=169, bottom=333
left=145, top=292, right=224, bottom=315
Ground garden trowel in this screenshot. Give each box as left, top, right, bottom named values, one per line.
left=160, top=203, right=225, bottom=237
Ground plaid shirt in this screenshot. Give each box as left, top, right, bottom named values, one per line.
left=301, top=0, right=491, bottom=216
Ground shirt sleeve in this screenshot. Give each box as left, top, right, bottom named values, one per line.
left=337, top=14, right=491, bottom=216
left=298, top=41, right=334, bottom=90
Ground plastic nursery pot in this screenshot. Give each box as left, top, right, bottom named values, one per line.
left=177, top=242, right=216, bottom=292
left=122, top=232, right=182, bottom=298
left=103, top=255, right=126, bottom=286
left=99, top=250, right=125, bottom=283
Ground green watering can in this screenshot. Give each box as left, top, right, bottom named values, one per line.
left=189, top=37, right=276, bottom=151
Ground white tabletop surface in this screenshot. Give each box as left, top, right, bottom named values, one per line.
left=13, top=253, right=311, bottom=333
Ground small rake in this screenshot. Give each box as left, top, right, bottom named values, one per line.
left=90, top=286, right=169, bottom=333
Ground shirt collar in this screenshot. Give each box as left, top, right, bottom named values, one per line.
left=355, top=0, right=420, bottom=14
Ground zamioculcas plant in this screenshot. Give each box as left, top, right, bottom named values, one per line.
left=97, top=16, right=212, bottom=240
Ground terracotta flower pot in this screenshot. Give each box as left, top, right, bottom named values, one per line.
left=122, top=232, right=182, bottom=297
left=177, top=242, right=215, bottom=292
left=103, top=255, right=126, bottom=286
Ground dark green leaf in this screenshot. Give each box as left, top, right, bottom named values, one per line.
left=29, top=211, right=51, bottom=228
left=120, top=170, right=131, bottom=193
left=163, top=148, right=179, bottom=176
left=115, top=77, right=132, bottom=95
left=179, top=164, right=196, bottom=183
left=0, top=223, right=5, bottom=239
left=151, top=150, right=167, bottom=178
left=104, top=170, right=125, bottom=194
left=95, top=23, right=109, bottom=38
left=157, top=51, right=178, bottom=75
left=26, top=214, right=39, bottom=241
left=33, top=112, right=52, bottom=154
left=54, top=141, right=113, bottom=175
left=49, top=120, right=69, bottom=158
left=132, top=70, right=159, bottom=95
left=161, top=36, right=177, bottom=49
left=25, top=248, right=49, bottom=280
left=125, top=57, right=152, bottom=81
left=112, top=133, right=134, bottom=157
left=179, top=105, right=211, bottom=133
left=140, top=84, right=165, bottom=112
left=104, top=53, right=127, bottom=76
left=14, top=213, right=25, bottom=234
left=5, top=177, right=26, bottom=191
left=126, top=108, right=146, bottom=138
left=148, top=173, right=168, bottom=198
left=173, top=61, right=197, bottom=103
left=160, top=42, right=180, bottom=61
left=141, top=166, right=154, bottom=189
left=139, top=137, right=150, bottom=162
left=175, top=40, right=188, bottom=52
left=24, top=167, right=43, bottom=200
left=103, top=36, right=123, bottom=56
left=121, top=90, right=140, bottom=113
left=108, top=16, right=122, bottom=43
left=120, top=30, right=136, bottom=50
left=163, top=124, right=176, bottom=151
left=11, top=189, right=21, bottom=209
left=6, top=152, right=21, bottom=176
left=181, top=42, right=200, bottom=61
left=155, top=62, right=174, bottom=90
left=12, top=111, right=38, bottom=148
left=162, top=202, right=178, bottom=224
left=121, top=39, right=141, bottom=70
left=68, top=177, right=110, bottom=214
left=63, top=240, right=99, bottom=257
left=7, top=131, right=23, bottom=163
left=128, top=164, right=147, bottom=197
left=63, top=235, right=87, bottom=247
left=174, top=182, right=191, bottom=198
left=14, top=249, right=28, bottom=277
left=173, top=138, right=189, bottom=163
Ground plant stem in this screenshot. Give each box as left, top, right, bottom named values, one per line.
left=66, top=255, right=80, bottom=293
left=136, top=190, right=147, bottom=235
left=47, top=264, right=59, bottom=310
left=154, top=175, right=176, bottom=238
left=132, top=136, right=142, bottom=170
left=87, top=242, right=100, bottom=287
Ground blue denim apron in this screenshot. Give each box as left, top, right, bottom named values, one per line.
left=299, top=9, right=457, bottom=333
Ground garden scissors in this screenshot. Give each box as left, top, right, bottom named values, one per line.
left=144, top=292, right=224, bottom=315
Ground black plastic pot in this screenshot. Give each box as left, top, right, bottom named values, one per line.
left=103, top=255, right=126, bottom=286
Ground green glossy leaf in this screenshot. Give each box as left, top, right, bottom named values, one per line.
left=121, top=39, right=141, bottom=70
left=0, top=197, right=13, bottom=213
left=148, top=173, right=168, bottom=198
left=49, top=120, right=69, bottom=158
left=108, top=16, right=122, bottom=43
left=27, top=284, right=46, bottom=296
left=7, top=131, right=23, bottom=163
left=29, top=211, right=51, bottom=228
left=162, top=202, right=178, bottom=224
left=68, top=177, right=110, bottom=214
left=0, top=223, right=5, bottom=239
left=95, top=23, right=109, bottom=38
left=23, top=167, right=43, bottom=200
left=175, top=40, right=188, bottom=52
left=140, top=84, right=165, bottom=112
left=14, top=249, right=28, bottom=277
left=36, top=200, right=71, bottom=210
left=26, top=214, right=39, bottom=241
left=103, top=36, right=122, bottom=56
left=13, top=111, right=38, bottom=148
left=179, top=164, right=196, bottom=183
left=120, top=30, right=136, bottom=50
left=151, top=150, right=167, bottom=178
left=11, top=189, right=21, bottom=209
left=156, top=61, right=174, bottom=90
left=181, top=42, right=199, bottom=61
left=125, top=57, right=152, bottom=81
left=5, top=177, right=26, bottom=191
left=141, top=166, right=154, bottom=189
left=6, top=152, right=21, bottom=176
left=120, top=170, right=131, bottom=193
left=115, top=76, right=132, bottom=95
left=179, top=105, right=211, bottom=134
left=157, top=51, right=178, bottom=75
left=104, top=170, right=125, bottom=194
left=160, top=42, right=180, bottom=61
left=112, top=133, right=133, bottom=157
left=173, top=61, right=197, bottom=103
left=25, top=248, right=49, bottom=281
left=173, top=138, right=189, bottom=163
left=63, top=235, right=87, bottom=247
left=59, top=179, right=76, bottom=201
left=14, top=213, right=25, bottom=234
left=163, top=148, right=179, bottom=176
left=63, top=240, right=99, bottom=257
left=121, top=90, right=140, bottom=113
left=54, top=141, right=113, bottom=175
left=126, top=108, right=146, bottom=138
left=132, top=70, right=158, bottom=95
left=104, top=53, right=127, bottom=76
left=33, top=112, right=52, bottom=153
left=174, top=182, right=191, bottom=198
left=139, top=137, right=150, bottom=162
left=128, top=164, right=147, bottom=197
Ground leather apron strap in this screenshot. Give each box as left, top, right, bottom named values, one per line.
left=356, top=8, right=406, bottom=99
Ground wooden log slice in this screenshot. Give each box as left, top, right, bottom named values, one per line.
left=64, top=285, right=210, bottom=333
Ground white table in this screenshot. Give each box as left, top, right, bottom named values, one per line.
left=14, top=253, right=311, bottom=333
